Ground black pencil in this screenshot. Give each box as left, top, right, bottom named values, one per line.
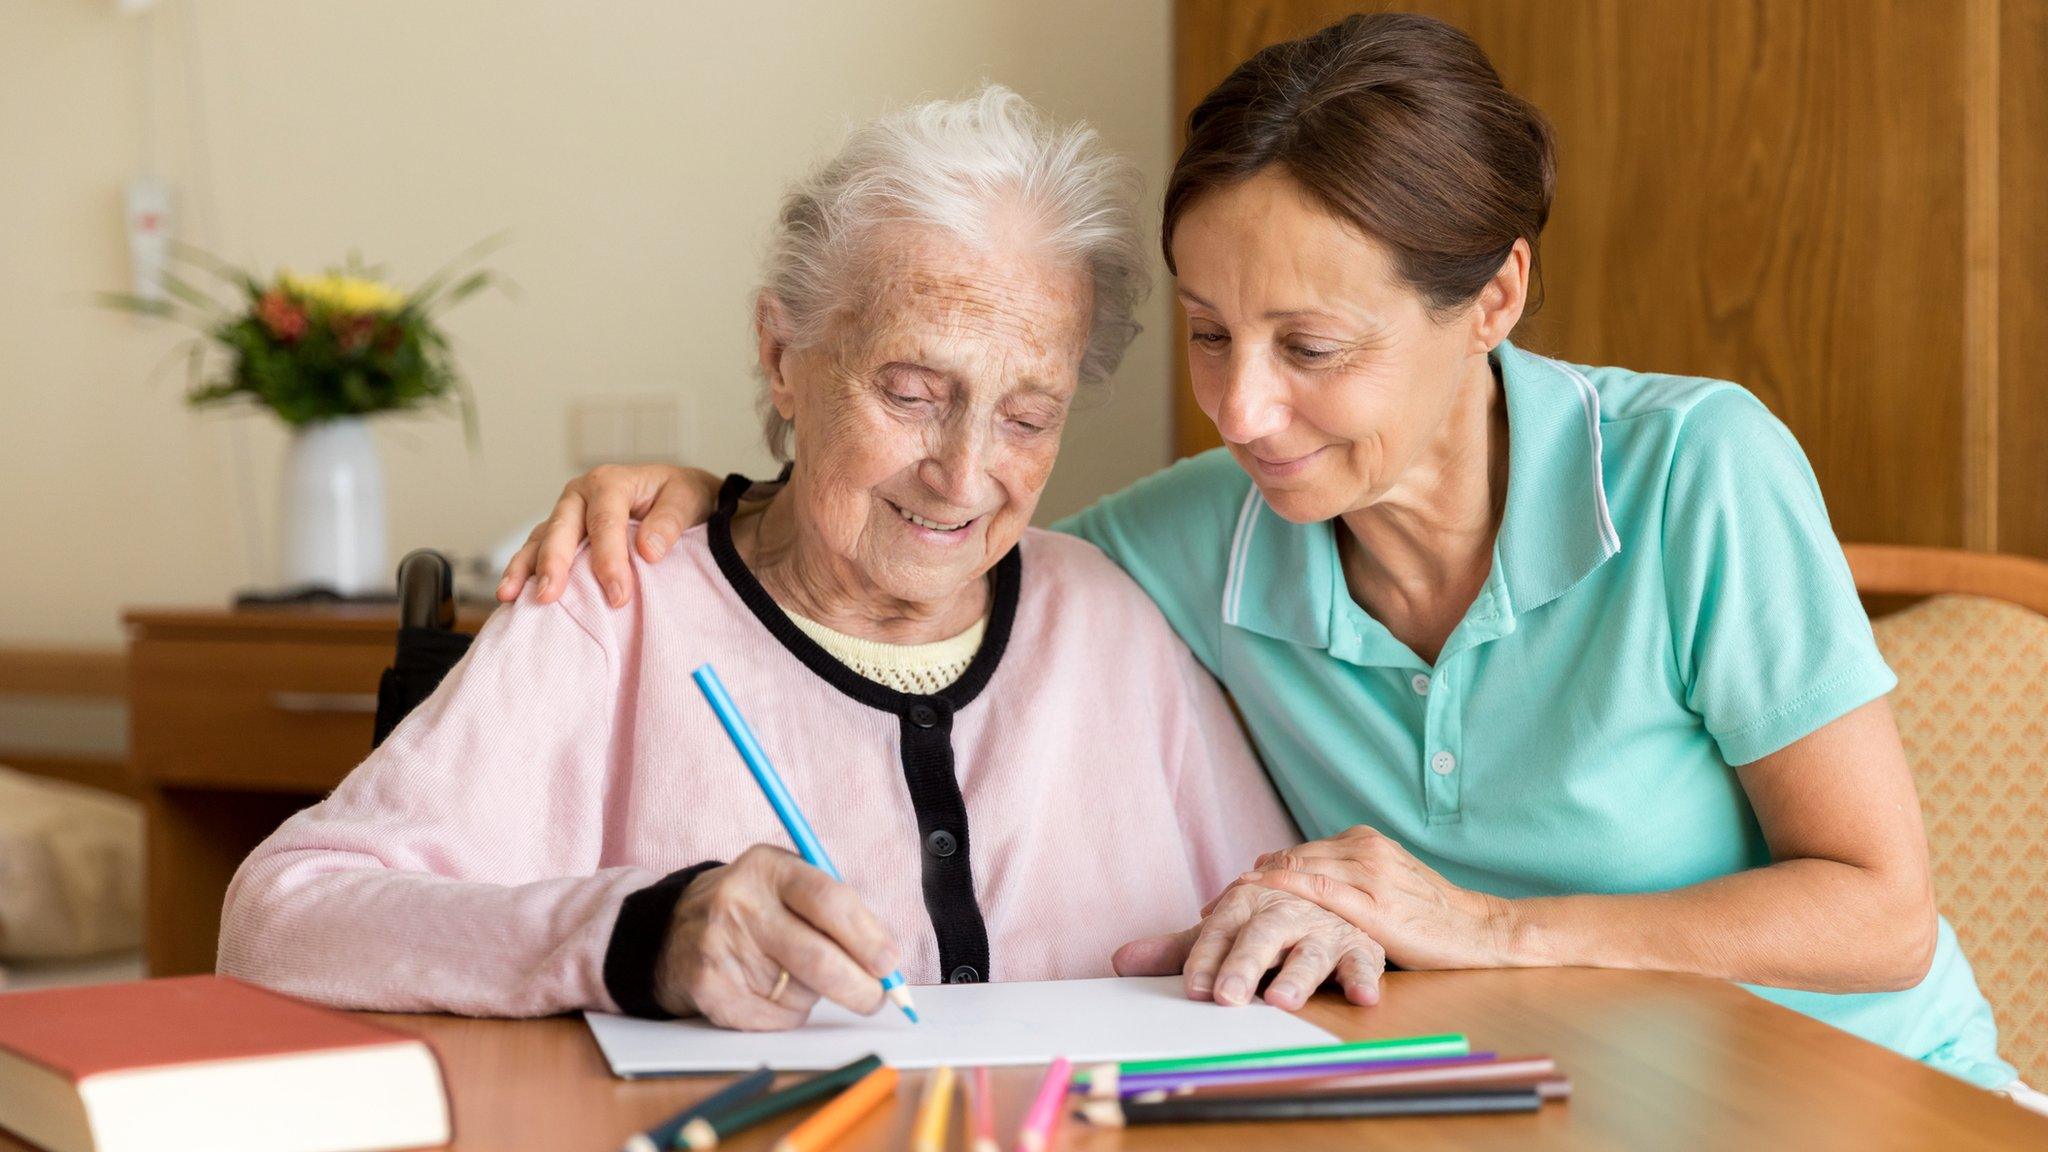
left=679, top=1054, right=883, bottom=1150
left=619, top=1066, right=774, bottom=1152
left=1077, top=1087, right=1544, bottom=1127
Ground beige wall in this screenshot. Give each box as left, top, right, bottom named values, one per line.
left=0, top=0, right=1174, bottom=646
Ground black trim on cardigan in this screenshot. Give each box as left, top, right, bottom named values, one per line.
left=707, top=472, right=1021, bottom=714
left=602, top=859, right=724, bottom=1019
left=704, top=471, right=1012, bottom=983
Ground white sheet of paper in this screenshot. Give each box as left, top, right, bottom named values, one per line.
left=584, top=975, right=1339, bottom=1075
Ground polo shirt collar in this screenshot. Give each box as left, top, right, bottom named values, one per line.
left=1219, top=339, right=1620, bottom=654
left=1492, top=340, right=1623, bottom=614
left=1220, top=484, right=1337, bottom=649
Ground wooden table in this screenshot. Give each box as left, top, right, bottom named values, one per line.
left=107, top=969, right=2034, bottom=1152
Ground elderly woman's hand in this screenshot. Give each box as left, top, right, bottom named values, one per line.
left=1112, top=885, right=1388, bottom=1011
left=1219, top=826, right=1516, bottom=972
left=495, top=463, right=724, bottom=609
left=654, top=845, right=902, bottom=1031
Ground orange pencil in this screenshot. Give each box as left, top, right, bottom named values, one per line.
left=770, top=1065, right=899, bottom=1152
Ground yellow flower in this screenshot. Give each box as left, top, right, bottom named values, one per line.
left=278, top=270, right=408, bottom=315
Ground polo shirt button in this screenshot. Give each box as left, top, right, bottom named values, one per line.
left=1431, top=751, right=1457, bottom=776
left=909, top=704, right=939, bottom=729
left=948, top=965, right=981, bottom=984
left=925, top=829, right=958, bottom=858
left=1410, top=673, right=1431, bottom=696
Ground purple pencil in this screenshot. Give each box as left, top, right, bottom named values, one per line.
left=1113, top=1053, right=1500, bottom=1098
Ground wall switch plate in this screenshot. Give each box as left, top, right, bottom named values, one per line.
left=568, top=394, right=691, bottom=469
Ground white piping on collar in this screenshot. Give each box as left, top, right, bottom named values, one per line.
left=1221, top=484, right=1264, bottom=626
left=1532, top=353, right=1623, bottom=557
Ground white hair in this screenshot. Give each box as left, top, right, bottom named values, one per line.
left=756, top=83, right=1150, bottom=459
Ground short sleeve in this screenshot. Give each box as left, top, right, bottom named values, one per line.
left=1662, top=388, right=1897, bottom=765
left=1052, top=448, right=1252, bottom=675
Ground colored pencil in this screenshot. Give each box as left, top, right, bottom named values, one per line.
left=770, top=1064, right=900, bottom=1152
left=1077, top=1034, right=1469, bottom=1096
left=964, top=1066, right=998, bottom=1152
left=912, top=1066, right=957, bottom=1152
left=1141, top=1057, right=1562, bottom=1102
left=1014, top=1057, right=1071, bottom=1152
left=1112, top=1052, right=1500, bottom=1097
left=620, top=1067, right=773, bottom=1152
left=679, top=1054, right=882, bottom=1150
left=1077, top=1088, right=1545, bottom=1127
left=693, top=664, right=918, bottom=1023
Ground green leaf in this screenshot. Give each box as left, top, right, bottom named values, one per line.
left=408, top=230, right=511, bottom=308
left=96, top=292, right=180, bottom=319
left=436, top=270, right=496, bottom=308
left=157, top=271, right=226, bottom=317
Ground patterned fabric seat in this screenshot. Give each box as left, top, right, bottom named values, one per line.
left=1872, top=594, right=2048, bottom=1085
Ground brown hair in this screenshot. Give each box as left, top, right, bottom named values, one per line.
left=1163, top=13, right=1556, bottom=313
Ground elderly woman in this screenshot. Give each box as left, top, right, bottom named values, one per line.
left=510, top=15, right=2036, bottom=1100
left=218, top=87, right=1310, bottom=1029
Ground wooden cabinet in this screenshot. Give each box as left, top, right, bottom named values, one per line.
left=1174, top=0, right=2048, bottom=555
left=125, top=607, right=486, bottom=976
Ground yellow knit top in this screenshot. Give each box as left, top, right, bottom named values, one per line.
left=785, top=610, right=987, bottom=695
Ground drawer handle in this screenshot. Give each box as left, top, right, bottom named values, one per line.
left=269, top=691, right=378, bottom=714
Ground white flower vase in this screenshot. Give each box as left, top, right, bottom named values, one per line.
left=280, top=417, right=388, bottom=595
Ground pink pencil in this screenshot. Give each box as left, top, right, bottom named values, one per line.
left=1015, top=1057, right=1071, bottom=1152
left=965, top=1066, right=999, bottom=1152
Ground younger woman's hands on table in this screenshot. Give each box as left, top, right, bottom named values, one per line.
left=1216, top=825, right=1518, bottom=971
left=496, top=463, right=723, bottom=608
left=656, top=844, right=903, bottom=1031
left=1112, top=885, right=1389, bottom=1011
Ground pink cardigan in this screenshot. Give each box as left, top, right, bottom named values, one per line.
left=218, top=522, right=1297, bottom=1017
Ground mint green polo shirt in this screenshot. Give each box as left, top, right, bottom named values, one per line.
left=1057, top=339, right=2014, bottom=1087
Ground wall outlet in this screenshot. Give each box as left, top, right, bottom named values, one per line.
left=567, top=394, right=693, bottom=470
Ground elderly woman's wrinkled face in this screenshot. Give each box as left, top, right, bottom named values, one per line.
left=762, top=226, right=1093, bottom=606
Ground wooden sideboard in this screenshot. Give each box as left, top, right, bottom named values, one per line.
left=124, top=605, right=488, bottom=976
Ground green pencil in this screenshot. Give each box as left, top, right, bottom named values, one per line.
left=1077, top=1035, right=1468, bottom=1098
left=678, top=1054, right=883, bottom=1150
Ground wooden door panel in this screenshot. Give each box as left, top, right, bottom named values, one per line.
left=1174, top=1, right=1986, bottom=550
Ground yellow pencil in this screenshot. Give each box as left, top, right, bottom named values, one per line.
left=770, top=1065, right=899, bottom=1152
left=912, top=1065, right=957, bottom=1152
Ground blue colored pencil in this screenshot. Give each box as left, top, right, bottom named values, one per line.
left=692, top=663, right=919, bottom=1023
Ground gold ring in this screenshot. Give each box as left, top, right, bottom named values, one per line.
left=768, top=969, right=792, bottom=1003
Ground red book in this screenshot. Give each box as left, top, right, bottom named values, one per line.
left=0, top=976, right=450, bottom=1152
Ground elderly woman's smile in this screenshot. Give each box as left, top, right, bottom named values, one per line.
left=888, top=502, right=971, bottom=535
